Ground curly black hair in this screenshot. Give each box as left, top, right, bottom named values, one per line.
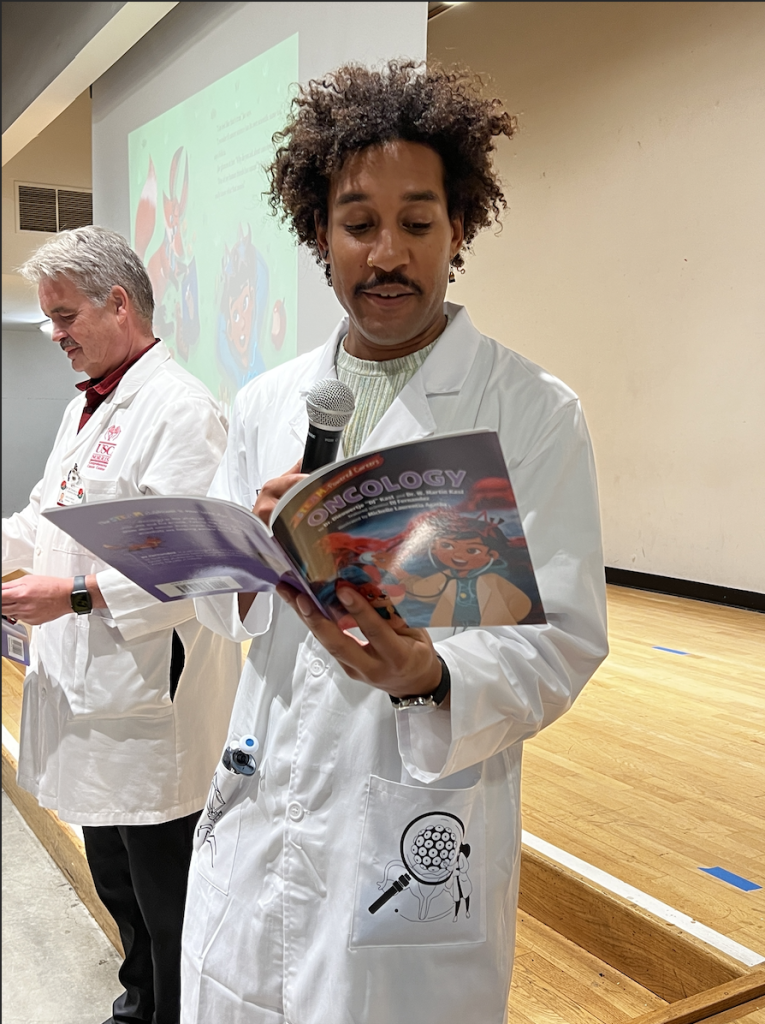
left=267, top=60, right=517, bottom=279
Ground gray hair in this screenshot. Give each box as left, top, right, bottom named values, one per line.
left=20, top=225, right=155, bottom=325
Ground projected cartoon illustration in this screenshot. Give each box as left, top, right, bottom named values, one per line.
left=134, top=148, right=200, bottom=362
left=128, top=33, right=299, bottom=411
left=216, top=224, right=270, bottom=398
left=270, top=299, right=287, bottom=351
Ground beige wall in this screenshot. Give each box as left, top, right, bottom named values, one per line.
left=2, top=91, right=93, bottom=515
left=429, top=1, right=765, bottom=591
left=2, top=89, right=92, bottom=275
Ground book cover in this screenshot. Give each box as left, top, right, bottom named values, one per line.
left=272, top=430, right=545, bottom=628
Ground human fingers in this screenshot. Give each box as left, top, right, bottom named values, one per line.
left=334, top=587, right=442, bottom=697
left=331, top=587, right=441, bottom=696
left=336, top=586, right=416, bottom=645
left=252, top=461, right=305, bottom=525
left=1, top=576, right=71, bottom=625
left=276, top=581, right=303, bottom=605
left=277, top=585, right=378, bottom=679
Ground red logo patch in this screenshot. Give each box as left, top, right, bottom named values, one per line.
left=88, top=425, right=122, bottom=471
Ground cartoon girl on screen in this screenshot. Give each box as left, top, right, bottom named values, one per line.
left=216, top=224, right=269, bottom=396
left=395, top=510, right=533, bottom=627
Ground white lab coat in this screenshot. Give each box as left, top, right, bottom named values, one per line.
left=2, top=342, right=241, bottom=825
left=183, top=306, right=608, bottom=1024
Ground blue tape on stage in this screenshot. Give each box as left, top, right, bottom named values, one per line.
left=652, top=646, right=689, bottom=655
left=699, top=866, right=761, bottom=892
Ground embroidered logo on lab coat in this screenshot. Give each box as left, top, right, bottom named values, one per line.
left=87, top=424, right=122, bottom=472
left=57, top=463, right=85, bottom=506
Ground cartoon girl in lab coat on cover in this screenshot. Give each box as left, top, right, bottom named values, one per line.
left=392, top=510, right=533, bottom=628
left=313, top=506, right=536, bottom=629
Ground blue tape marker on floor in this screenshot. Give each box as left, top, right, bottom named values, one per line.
left=653, top=646, right=689, bottom=655
left=699, top=867, right=762, bottom=892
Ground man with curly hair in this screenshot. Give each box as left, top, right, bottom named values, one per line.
left=184, top=61, right=607, bottom=1023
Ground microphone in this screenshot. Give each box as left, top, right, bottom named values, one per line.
left=302, top=378, right=355, bottom=474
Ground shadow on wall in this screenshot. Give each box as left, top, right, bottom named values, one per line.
left=2, top=327, right=77, bottom=517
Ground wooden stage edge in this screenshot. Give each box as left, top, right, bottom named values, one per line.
left=626, top=971, right=765, bottom=1024
left=4, top=734, right=763, bottom=1022
left=519, top=844, right=752, bottom=1001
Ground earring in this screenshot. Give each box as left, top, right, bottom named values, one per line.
left=367, top=255, right=375, bottom=267
left=448, top=268, right=456, bottom=284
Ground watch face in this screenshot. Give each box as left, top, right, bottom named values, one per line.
left=71, top=590, right=92, bottom=614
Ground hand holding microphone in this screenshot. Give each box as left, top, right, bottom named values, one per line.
left=252, top=379, right=355, bottom=527
left=301, top=378, right=355, bottom=474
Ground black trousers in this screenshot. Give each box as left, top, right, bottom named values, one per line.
left=83, top=810, right=200, bottom=1024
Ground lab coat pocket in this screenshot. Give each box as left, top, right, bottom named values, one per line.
left=350, top=774, right=485, bottom=948
left=65, top=618, right=175, bottom=717
left=194, top=763, right=244, bottom=896
left=49, top=479, right=117, bottom=562
left=82, top=477, right=118, bottom=502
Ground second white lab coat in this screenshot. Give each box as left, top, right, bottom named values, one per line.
left=2, top=342, right=241, bottom=825
left=182, top=306, right=608, bottom=1023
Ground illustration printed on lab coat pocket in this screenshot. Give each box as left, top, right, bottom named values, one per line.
left=194, top=737, right=258, bottom=894
left=369, top=812, right=473, bottom=923
left=351, top=777, right=485, bottom=947
left=196, top=771, right=229, bottom=864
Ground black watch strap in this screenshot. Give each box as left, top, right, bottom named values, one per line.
left=390, top=655, right=451, bottom=709
left=70, top=575, right=92, bottom=615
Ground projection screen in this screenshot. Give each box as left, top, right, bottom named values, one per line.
left=93, top=2, right=427, bottom=410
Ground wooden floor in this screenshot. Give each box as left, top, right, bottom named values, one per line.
left=510, top=912, right=666, bottom=1022
left=3, top=582, right=764, bottom=1021
left=522, top=586, right=765, bottom=958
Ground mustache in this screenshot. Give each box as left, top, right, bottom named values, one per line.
left=355, top=272, right=422, bottom=296
left=59, top=339, right=75, bottom=351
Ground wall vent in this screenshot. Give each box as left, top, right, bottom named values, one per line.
left=17, top=183, right=93, bottom=233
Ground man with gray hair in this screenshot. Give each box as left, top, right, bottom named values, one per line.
left=2, top=226, right=240, bottom=1024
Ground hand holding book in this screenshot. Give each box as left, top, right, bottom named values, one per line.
left=277, top=580, right=444, bottom=702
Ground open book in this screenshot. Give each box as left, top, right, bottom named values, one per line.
left=43, top=430, right=545, bottom=630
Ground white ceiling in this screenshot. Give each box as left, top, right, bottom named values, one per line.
left=2, top=2, right=178, bottom=166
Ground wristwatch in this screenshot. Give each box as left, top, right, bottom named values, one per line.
left=70, top=575, right=92, bottom=615
left=390, top=655, right=451, bottom=709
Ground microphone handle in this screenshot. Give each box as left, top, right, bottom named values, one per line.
left=302, top=424, right=343, bottom=474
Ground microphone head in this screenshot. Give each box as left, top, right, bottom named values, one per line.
left=306, top=378, right=355, bottom=431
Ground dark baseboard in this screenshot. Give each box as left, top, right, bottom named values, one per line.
left=605, top=568, right=764, bottom=613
